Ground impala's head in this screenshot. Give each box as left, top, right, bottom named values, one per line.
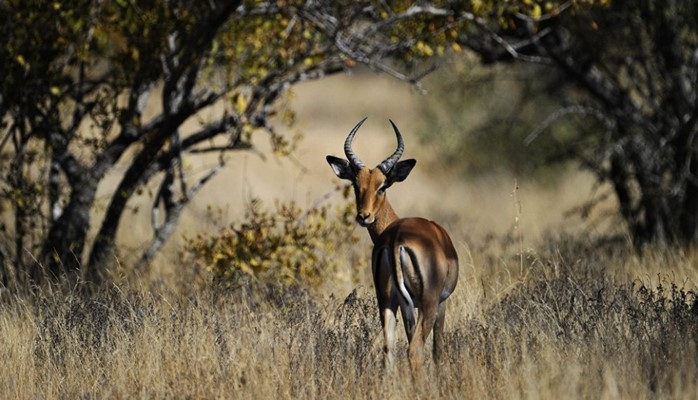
left=326, top=118, right=416, bottom=227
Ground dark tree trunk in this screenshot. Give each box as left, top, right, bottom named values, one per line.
left=609, top=153, right=638, bottom=245
left=42, top=176, right=97, bottom=279
left=680, top=173, right=698, bottom=245
left=86, top=134, right=172, bottom=282
left=678, top=144, right=698, bottom=245
left=86, top=110, right=190, bottom=281
left=675, top=112, right=698, bottom=245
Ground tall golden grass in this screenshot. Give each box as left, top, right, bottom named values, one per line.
left=3, top=225, right=698, bottom=399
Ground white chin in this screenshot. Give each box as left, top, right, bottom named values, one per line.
left=357, top=218, right=374, bottom=227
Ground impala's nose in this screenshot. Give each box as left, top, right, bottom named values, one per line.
left=356, top=211, right=374, bottom=227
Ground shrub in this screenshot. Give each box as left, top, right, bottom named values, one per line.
left=183, top=188, right=366, bottom=297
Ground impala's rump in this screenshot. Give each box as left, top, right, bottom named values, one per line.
left=378, top=217, right=459, bottom=306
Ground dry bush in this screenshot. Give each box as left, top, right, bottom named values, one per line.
left=181, top=190, right=367, bottom=302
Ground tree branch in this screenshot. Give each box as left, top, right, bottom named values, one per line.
left=135, top=158, right=226, bottom=271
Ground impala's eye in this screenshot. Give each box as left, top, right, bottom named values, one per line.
left=377, top=185, right=386, bottom=195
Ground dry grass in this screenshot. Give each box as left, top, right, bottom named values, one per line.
left=3, top=236, right=698, bottom=399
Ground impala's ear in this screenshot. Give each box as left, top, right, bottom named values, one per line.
left=385, top=159, right=416, bottom=186
left=326, top=155, right=355, bottom=181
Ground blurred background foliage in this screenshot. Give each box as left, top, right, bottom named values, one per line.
left=416, top=60, right=571, bottom=180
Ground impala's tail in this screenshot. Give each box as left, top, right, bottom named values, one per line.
left=395, top=245, right=415, bottom=312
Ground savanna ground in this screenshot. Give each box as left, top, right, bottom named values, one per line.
left=3, top=71, right=698, bottom=399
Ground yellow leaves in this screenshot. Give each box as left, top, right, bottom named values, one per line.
left=414, top=40, right=434, bottom=57
left=130, top=47, right=140, bottom=63
left=471, top=0, right=485, bottom=13
left=232, top=91, right=249, bottom=114
left=183, top=196, right=365, bottom=292
left=494, top=0, right=602, bottom=24
left=281, top=108, right=296, bottom=126
left=217, top=9, right=329, bottom=84
left=14, top=55, right=29, bottom=72
left=271, top=137, right=291, bottom=157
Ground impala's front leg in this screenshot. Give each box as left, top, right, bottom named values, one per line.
left=374, top=247, right=399, bottom=372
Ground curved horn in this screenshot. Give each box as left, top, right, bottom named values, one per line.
left=344, top=117, right=367, bottom=169
left=377, top=120, right=405, bottom=174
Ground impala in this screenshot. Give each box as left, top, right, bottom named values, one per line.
left=326, top=118, right=459, bottom=372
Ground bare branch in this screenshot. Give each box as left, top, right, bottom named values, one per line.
left=136, top=158, right=226, bottom=271
left=187, top=143, right=253, bottom=154
left=524, top=104, right=615, bottom=146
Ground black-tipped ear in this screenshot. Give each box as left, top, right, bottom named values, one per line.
left=326, top=155, right=355, bottom=181
left=385, top=159, right=416, bottom=186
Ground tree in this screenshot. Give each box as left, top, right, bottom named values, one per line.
left=0, top=0, right=607, bottom=290
left=459, top=1, right=697, bottom=248
left=0, top=1, right=453, bottom=289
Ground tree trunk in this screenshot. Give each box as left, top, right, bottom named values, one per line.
left=86, top=114, right=189, bottom=281
left=609, top=153, right=638, bottom=245
left=86, top=142, right=166, bottom=282
left=680, top=173, right=698, bottom=245
left=676, top=113, right=698, bottom=245
left=42, top=176, right=97, bottom=279
left=678, top=146, right=698, bottom=245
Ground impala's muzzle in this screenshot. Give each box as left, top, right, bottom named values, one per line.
left=356, top=212, right=374, bottom=227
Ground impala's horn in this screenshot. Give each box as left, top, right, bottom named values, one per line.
left=377, top=120, right=405, bottom=174
left=344, top=117, right=367, bottom=170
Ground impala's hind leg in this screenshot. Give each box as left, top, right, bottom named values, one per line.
left=408, top=300, right=439, bottom=374
left=399, top=299, right=416, bottom=342
left=433, top=301, right=446, bottom=365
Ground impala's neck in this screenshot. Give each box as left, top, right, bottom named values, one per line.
left=368, top=198, right=399, bottom=243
